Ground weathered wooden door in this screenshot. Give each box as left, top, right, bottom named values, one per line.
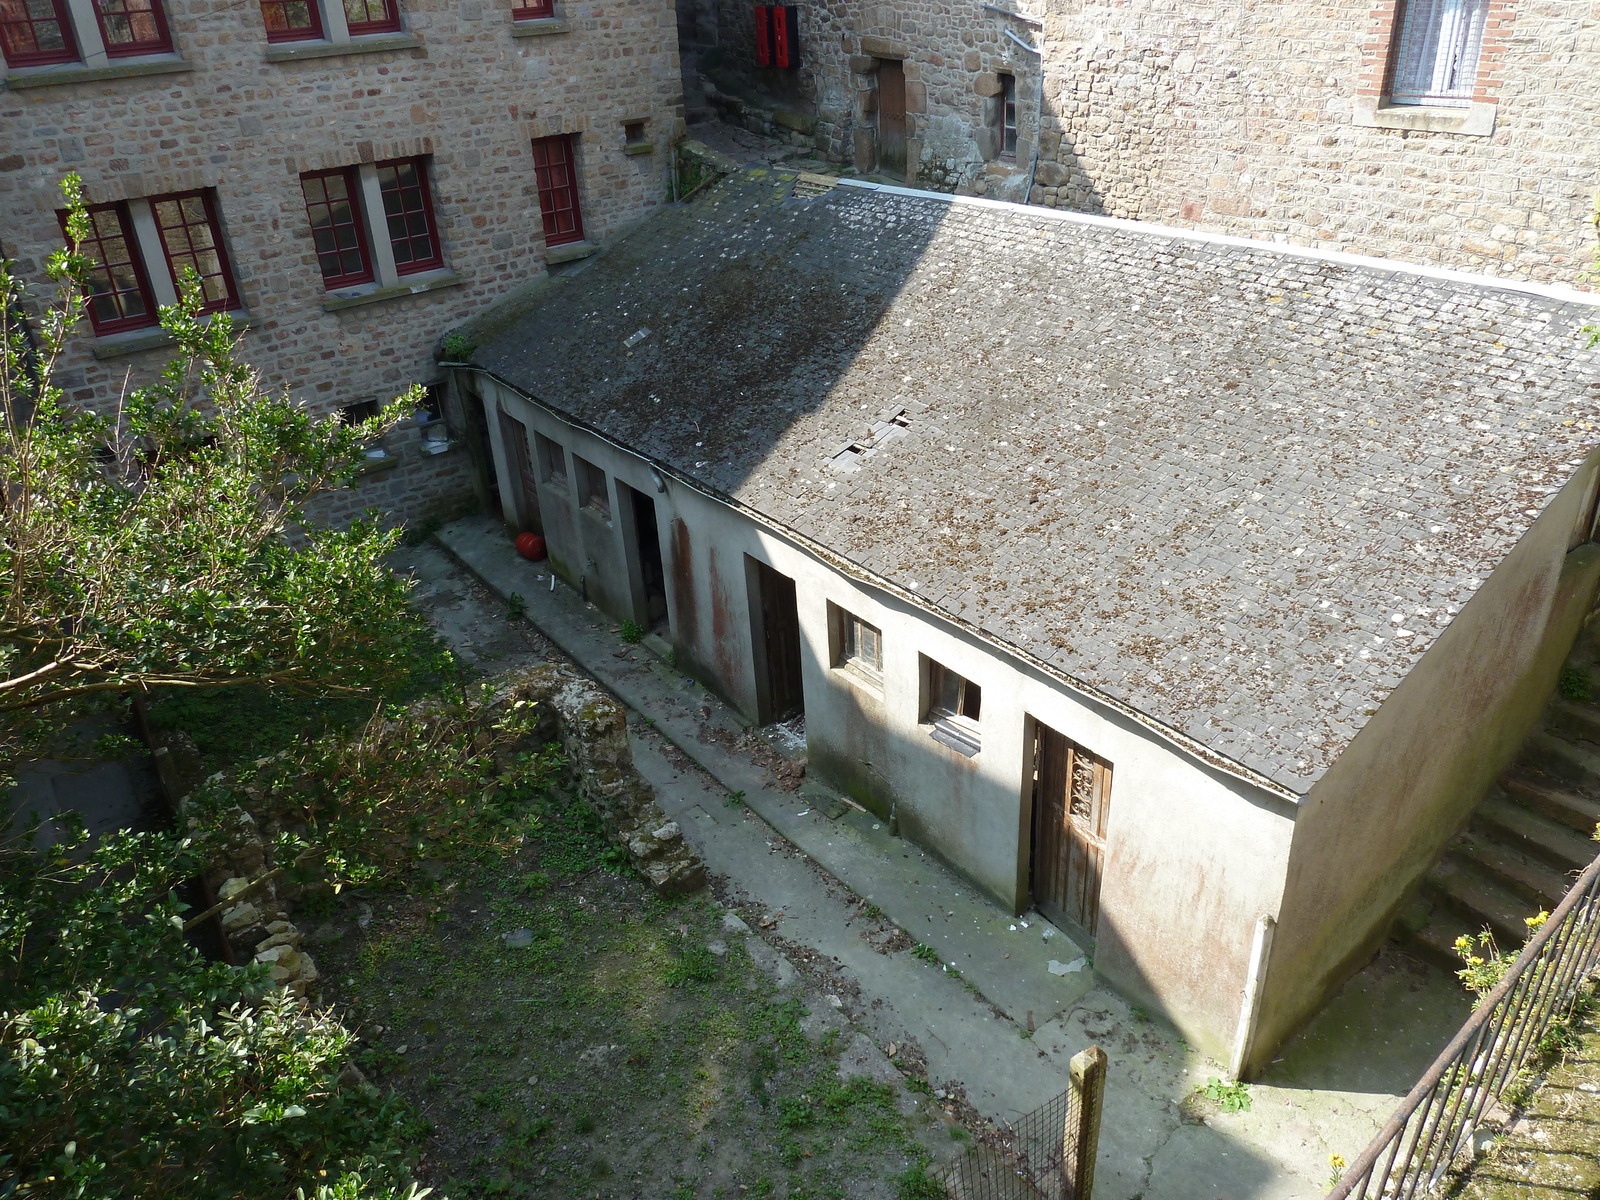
left=875, top=59, right=906, bottom=176
left=751, top=558, right=803, bottom=722
left=496, top=406, right=541, bottom=534
left=1031, top=721, right=1111, bottom=938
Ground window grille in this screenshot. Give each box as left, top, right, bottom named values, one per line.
left=0, top=0, right=78, bottom=65
left=1388, top=0, right=1489, bottom=108
left=531, top=135, right=585, bottom=248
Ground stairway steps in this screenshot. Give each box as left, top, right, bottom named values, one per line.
left=1523, top=731, right=1600, bottom=792
left=1544, top=697, right=1600, bottom=750
left=1426, top=855, right=1535, bottom=947
left=1454, top=828, right=1576, bottom=907
left=1402, top=907, right=1476, bottom=973
left=1475, top=796, right=1599, bottom=874
left=1501, top=769, right=1600, bottom=838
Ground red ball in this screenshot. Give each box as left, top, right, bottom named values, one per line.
left=514, top=531, right=547, bottom=561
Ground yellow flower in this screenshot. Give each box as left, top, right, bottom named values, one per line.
left=1525, top=911, right=1549, bottom=929
left=1330, top=1153, right=1347, bottom=1171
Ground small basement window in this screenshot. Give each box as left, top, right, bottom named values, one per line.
left=339, top=399, right=381, bottom=425
left=999, top=73, right=1017, bottom=158
left=924, top=657, right=981, bottom=755
left=830, top=603, right=882, bottom=681
left=535, top=432, right=567, bottom=486
left=624, top=120, right=648, bottom=146
left=574, top=454, right=610, bottom=516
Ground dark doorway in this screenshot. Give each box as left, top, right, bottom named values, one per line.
left=875, top=58, right=906, bottom=176
left=496, top=406, right=542, bottom=534
left=1030, top=720, right=1111, bottom=940
left=622, top=483, right=669, bottom=629
left=748, top=556, right=804, bottom=723
left=459, top=377, right=501, bottom=517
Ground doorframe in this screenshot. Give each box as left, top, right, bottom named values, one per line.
left=1024, top=714, right=1105, bottom=946
left=744, top=554, right=805, bottom=725
left=616, top=479, right=670, bottom=632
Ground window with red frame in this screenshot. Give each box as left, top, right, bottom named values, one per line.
left=510, top=0, right=553, bottom=18
left=0, top=0, right=79, bottom=66
left=259, top=0, right=321, bottom=41
left=530, top=135, right=584, bottom=248
left=92, top=0, right=171, bottom=56
left=376, top=157, right=442, bottom=274
left=69, top=203, right=156, bottom=334
left=150, top=191, right=239, bottom=312
left=342, top=0, right=399, bottom=34
left=300, top=167, right=373, bottom=288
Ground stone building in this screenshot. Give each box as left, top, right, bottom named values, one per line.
left=0, top=0, right=683, bottom=526
left=455, top=168, right=1600, bottom=1070
left=690, top=0, right=1598, bottom=284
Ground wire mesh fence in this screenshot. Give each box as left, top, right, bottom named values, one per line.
left=1329, top=849, right=1600, bottom=1200
left=938, top=1046, right=1106, bottom=1200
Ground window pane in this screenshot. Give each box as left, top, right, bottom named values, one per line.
left=260, top=0, right=318, bottom=39
left=74, top=204, right=154, bottom=332
left=151, top=191, right=237, bottom=312
left=376, top=158, right=441, bottom=275
left=94, top=0, right=168, bottom=54
left=300, top=170, right=372, bottom=287
left=531, top=135, right=586, bottom=247
left=1389, top=0, right=1488, bottom=106
left=0, top=0, right=75, bottom=63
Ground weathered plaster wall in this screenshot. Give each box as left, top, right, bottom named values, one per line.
left=0, top=0, right=682, bottom=529
left=700, top=0, right=1599, bottom=280
left=1253, top=463, right=1600, bottom=1076
left=479, top=374, right=1296, bottom=1060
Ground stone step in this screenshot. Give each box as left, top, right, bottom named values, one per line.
left=1523, top=731, right=1600, bottom=794
left=1475, top=795, right=1599, bottom=874
left=1544, top=697, right=1600, bottom=750
left=1502, top=769, right=1600, bottom=838
left=1426, top=856, right=1534, bottom=948
left=1401, top=907, right=1475, bottom=974
left=1454, top=829, right=1576, bottom=908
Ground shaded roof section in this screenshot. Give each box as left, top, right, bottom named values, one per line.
left=475, top=169, right=1600, bottom=794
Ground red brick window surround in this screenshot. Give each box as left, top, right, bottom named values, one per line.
left=92, top=0, right=171, bottom=57
left=511, top=0, right=553, bottom=17
left=0, top=0, right=79, bottom=66
left=531, top=135, right=585, bottom=248
left=342, top=0, right=399, bottom=35
left=301, top=167, right=374, bottom=288
left=376, top=157, right=442, bottom=275
left=1360, top=0, right=1514, bottom=111
left=260, top=0, right=323, bottom=42
left=150, top=190, right=239, bottom=313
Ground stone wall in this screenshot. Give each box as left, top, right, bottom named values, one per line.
left=0, top=0, right=684, bottom=529
left=699, top=0, right=1599, bottom=282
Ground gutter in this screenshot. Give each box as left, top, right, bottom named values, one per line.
left=452, top=363, right=1306, bottom=806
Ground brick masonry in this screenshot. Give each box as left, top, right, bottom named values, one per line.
left=699, top=0, right=1599, bottom=284
left=1, top=0, right=683, bottom=528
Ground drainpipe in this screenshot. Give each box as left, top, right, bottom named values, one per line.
left=984, top=5, right=1045, bottom=202
left=1229, top=913, right=1277, bottom=1082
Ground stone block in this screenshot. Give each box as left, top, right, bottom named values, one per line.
left=974, top=72, right=1002, bottom=98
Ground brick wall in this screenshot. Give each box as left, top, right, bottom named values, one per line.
left=703, top=0, right=1598, bottom=283
left=0, top=0, right=683, bottom=528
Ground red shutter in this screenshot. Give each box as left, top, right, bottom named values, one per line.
left=754, top=4, right=771, bottom=66
left=772, top=5, right=796, bottom=68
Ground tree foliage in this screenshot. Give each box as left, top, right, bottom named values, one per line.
left=0, top=175, right=423, bottom=770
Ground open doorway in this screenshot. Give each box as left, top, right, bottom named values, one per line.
left=1029, top=719, right=1111, bottom=941
left=495, top=406, right=541, bottom=534
left=620, top=482, right=669, bottom=630
left=875, top=58, right=907, bottom=176
left=747, top=556, right=804, bottom=724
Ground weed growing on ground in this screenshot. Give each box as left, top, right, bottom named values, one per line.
left=1196, top=1077, right=1252, bottom=1112
left=505, top=592, right=527, bottom=621
left=619, top=619, right=645, bottom=644
left=724, top=790, right=747, bottom=808
left=1560, top=666, right=1592, bottom=701
left=911, top=943, right=940, bottom=964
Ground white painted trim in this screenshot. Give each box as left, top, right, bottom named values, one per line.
left=835, top=179, right=1600, bottom=310
left=320, top=0, right=353, bottom=43
left=126, top=198, right=179, bottom=307
left=357, top=162, right=400, bottom=286
left=62, top=0, right=108, bottom=66
left=1229, top=913, right=1277, bottom=1081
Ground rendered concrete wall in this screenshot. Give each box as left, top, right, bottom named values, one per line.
left=479, top=375, right=1297, bottom=1059
left=0, top=0, right=682, bottom=530
left=1249, top=462, right=1600, bottom=1077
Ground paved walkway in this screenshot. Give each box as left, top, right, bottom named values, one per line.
left=424, top=516, right=1477, bottom=1200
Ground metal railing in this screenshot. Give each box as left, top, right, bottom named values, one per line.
left=1329, top=851, right=1600, bottom=1200
left=940, top=1046, right=1106, bottom=1200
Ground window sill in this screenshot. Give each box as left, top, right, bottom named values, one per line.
left=5, top=55, right=191, bottom=89
left=322, top=270, right=463, bottom=311
left=511, top=18, right=571, bottom=36
left=356, top=449, right=401, bottom=475
left=624, top=142, right=655, bottom=156
left=927, top=718, right=980, bottom=758
left=545, top=240, right=597, bottom=265
left=1351, top=98, right=1495, bottom=137
left=833, top=661, right=884, bottom=697
left=264, top=32, right=422, bottom=62
left=90, top=311, right=251, bottom=360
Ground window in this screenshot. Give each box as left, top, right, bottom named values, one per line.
left=260, top=0, right=323, bottom=40
left=530, top=135, right=585, bottom=249
left=299, top=157, right=444, bottom=293
left=830, top=604, right=882, bottom=680
left=2, top=0, right=178, bottom=68
left=1387, top=0, right=1489, bottom=107
left=0, top=0, right=77, bottom=65
left=623, top=120, right=648, bottom=147
left=511, top=0, right=553, bottom=17
left=260, top=0, right=401, bottom=43
left=341, top=0, right=398, bottom=34
left=924, top=658, right=981, bottom=755
left=997, top=73, right=1017, bottom=157
left=574, top=455, right=609, bottom=516
left=93, top=0, right=171, bottom=56
left=339, top=399, right=380, bottom=424
left=535, top=432, right=567, bottom=486
left=62, top=189, right=241, bottom=337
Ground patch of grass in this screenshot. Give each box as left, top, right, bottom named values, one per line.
left=910, top=943, right=940, bottom=964
left=619, top=619, right=645, bottom=644
left=664, top=939, right=719, bottom=988
left=723, top=790, right=747, bottom=808
left=894, top=1164, right=946, bottom=1200
left=505, top=592, right=527, bottom=621
left=1560, top=666, right=1592, bottom=701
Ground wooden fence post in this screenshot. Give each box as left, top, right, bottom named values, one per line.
left=1065, top=1045, right=1107, bottom=1200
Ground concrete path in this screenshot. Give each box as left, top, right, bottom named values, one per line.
left=417, top=517, right=1477, bottom=1200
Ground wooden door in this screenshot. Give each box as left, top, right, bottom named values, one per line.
left=1031, top=721, right=1111, bottom=939
left=875, top=59, right=906, bottom=176
left=496, top=407, right=541, bottom=534
left=751, top=558, right=803, bottom=722
left=625, top=485, right=668, bottom=628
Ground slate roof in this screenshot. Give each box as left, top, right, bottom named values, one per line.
left=475, top=169, right=1600, bottom=795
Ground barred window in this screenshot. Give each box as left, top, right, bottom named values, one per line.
left=1388, top=0, right=1489, bottom=108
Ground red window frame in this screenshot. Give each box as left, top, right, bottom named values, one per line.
left=0, top=0, right=79, bottom=66
left=342, top=0, right=399, bottom=35
left=375, top=156, right=443, bottom=275
left=149, top=189, right=240, bottom=314
left=259, top=0, right=323, bottom=42
left=511, top=0, right=553, bottom=17
left=61, top=201, right=158, bottom=336
left=530, top=135, right=584, bottom=248
left=92, top=0, right=172, bottom=57
left=300, top=167, right=373, bottom=289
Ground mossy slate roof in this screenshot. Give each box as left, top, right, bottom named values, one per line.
left=475, top=169, right=1600, bottom=795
